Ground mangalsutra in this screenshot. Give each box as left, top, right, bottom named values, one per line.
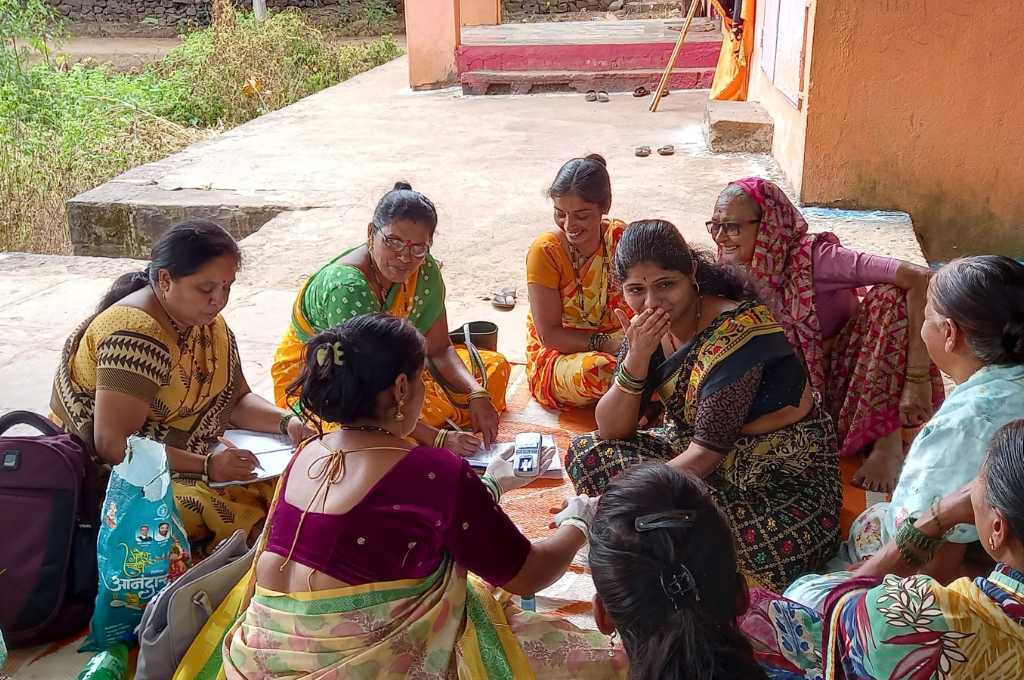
left=151, top=285, right=217, bottom=420
left=567, top=241, right=603, bottom=322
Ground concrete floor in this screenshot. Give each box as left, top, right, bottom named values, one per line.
left=1, top=54, right=925, bottom=679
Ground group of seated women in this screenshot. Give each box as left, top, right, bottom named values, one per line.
left=50, top=155, right=1024, bottom=678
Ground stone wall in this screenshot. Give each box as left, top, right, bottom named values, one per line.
left=503, top=0, right=611, bottom=16
left=46, top=0, right=336, bottom=25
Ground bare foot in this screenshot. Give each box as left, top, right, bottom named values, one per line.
left=852, top=430, right=904, bottom=494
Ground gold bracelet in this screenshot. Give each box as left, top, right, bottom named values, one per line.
left=434, top=429, right=448, bottom=448
left=202, top=454, right=213, bottom=483
left=906, top=369, right=931, bottom=383
left=467, top=389, right=491, bottom=402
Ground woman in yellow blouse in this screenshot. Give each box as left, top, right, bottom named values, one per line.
left=52, top=221, right=314, bottom=552
left=526, top=155, right=631, bottom=409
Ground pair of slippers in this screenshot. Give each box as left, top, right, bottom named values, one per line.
left=632, top=86, right=669, bottom=98
left=490, top=287, right=517, bottom=310
left=635, top=145, right=675, bottom=157
left=585, top=90, right=610, bottom=103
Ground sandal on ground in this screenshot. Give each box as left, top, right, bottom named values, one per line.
left=635, top=145, right=652, bottom=157
left=596, top=90, right=610, bottom=103
left=585, top=89, right=598, bottom=102
left=491, top=287, right=517, bottom=310
left=657, top=144, right=675, bottom=156
left=633, top=86, right=650, bottom=97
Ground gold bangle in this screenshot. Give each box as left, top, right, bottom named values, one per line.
left=434, top=429, right=448, bottom=448
left=468, top=389, right=491, bottom=402
left=906, top=369, right=931, bottom=383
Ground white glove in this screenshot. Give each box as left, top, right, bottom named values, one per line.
left=483, top=445, right=556, bottom=498
left=553, top=494, right=598, bottom=537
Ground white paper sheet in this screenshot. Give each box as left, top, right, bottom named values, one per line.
left=464, top=434, right=562, bottom=479
left=208, top=429, right=295, bottom=488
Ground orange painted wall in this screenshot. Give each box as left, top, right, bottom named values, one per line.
left=461, top=0, right=500, bottom=26
left=407, top=0, right=459, bottom=90
left=799, top=3, right=1023, bottom=261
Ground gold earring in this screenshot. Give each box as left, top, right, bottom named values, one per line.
left=394, top=397, right=406, bottom=422
left=989, top=536, right=997, bottom=551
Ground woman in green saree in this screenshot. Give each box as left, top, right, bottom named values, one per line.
left=271, top=182, right=511, bottom=453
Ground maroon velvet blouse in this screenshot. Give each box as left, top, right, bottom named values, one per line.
left=265, top=445, right=531, bottom=586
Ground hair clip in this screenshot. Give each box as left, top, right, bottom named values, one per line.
left=661, top=563, right=701, bottom=610
left=315, top=341, right=345, bottom=368
left=634, top=510, right=697, bottom=533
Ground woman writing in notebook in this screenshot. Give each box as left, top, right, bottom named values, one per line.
left=51, top=220, right=314, bottom=553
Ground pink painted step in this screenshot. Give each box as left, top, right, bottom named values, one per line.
left=456, top=41, right=721, bottom=73
left=460, top=68, right=715, bottom=95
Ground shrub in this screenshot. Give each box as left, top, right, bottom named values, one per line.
left=158, top=6, right=401, bottom=127
left=0, top=2, right=402, bottom=254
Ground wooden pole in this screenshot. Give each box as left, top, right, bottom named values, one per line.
left=649, top=0, right=702, bottom=113
left=253, top=0, right=267, bottom=21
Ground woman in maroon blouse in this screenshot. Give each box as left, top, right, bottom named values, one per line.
left=222, top=313, right=626, bottom=679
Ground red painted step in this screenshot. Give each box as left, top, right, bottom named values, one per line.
left=460, top=68, right=715, bottom=95
left=456, top=40, right=721, bottom=74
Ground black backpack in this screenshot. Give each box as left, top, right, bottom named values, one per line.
left=0, top=411, right=100, bottom=647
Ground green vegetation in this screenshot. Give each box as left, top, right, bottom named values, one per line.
left=0, top=0, right=402, bottom=254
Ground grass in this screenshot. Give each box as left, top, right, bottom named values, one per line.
left=0, top=1, right=402, bottom=254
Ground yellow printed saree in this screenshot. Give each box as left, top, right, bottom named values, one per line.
left=271, top=249, right=509, bottom=429
left=217, top=562, right=626, bottom=679
left=526, top=220, right=629, bottom=409
left=51, top=306, right=276, bottom=549
left=174, top=453, right=625, bottom=680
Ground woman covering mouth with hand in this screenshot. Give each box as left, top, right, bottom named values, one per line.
left=566, top=219, right=841, bottom=591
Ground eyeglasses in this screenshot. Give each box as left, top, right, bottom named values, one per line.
left=373, top=224, right=431, bottom=259
left=705, top=219, right=757, bottom=238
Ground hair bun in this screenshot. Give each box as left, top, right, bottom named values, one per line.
left=393, top=181, right=413, bottom=192
left=1004, top=315, right=1024, bottom=357
left=584, top=153, right=607, bottom=167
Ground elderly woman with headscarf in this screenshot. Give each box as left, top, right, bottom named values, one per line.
left=709, top=178, right=944, bottom=493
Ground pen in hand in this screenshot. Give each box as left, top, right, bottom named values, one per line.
left=217, top=436, right=265, bottom=471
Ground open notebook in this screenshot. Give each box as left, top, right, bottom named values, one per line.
left=208, top=429, right=294, bottom=488
left=464, top=434, right=563, bottom=480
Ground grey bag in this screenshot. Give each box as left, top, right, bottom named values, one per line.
left=135, top=530, right=255, bottom=680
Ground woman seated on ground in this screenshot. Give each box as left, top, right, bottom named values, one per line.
left=711, top=177, right=943, bottom=492
left=51, top=221, right=313, bottom=551
left=271, top=182, right=510, bottom=453
left=222, top=314, right=625, bottom=679
left=784, top=255, right=1024, bottom=608
left=566, top=219, right=841, bottom=591
left=742, top=419, right=1024, bottom=679
left=589, top=463, right=771, bottom=680
left=526, top=154, right=631, bottom=409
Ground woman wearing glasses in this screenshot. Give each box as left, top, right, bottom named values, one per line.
left=271, top=182, right=510, bottom=453
left=709, top=178, right=940, bottom=494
